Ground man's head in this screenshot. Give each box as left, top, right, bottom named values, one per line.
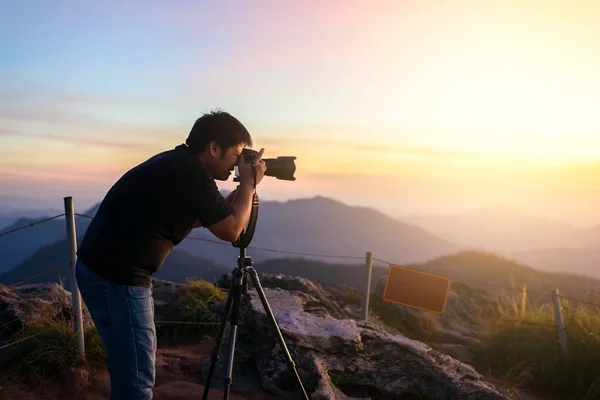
left=186, top=110, right=253, bottom=180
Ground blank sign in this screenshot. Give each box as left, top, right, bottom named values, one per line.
left=382, top=265, right=451, bottom=314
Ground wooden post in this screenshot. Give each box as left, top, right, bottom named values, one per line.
left=521, top=283, right=527, bottom=319
left=361, top=251, right=373, bottom=321
left=64, top=196, right=85, bottom=360
left=551, top=288, right=568, bottom=357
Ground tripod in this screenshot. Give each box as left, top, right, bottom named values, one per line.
left=201, top=193, right=310, bottom=400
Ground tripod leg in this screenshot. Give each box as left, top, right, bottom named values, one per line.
left=222, top=269, right=245, bottom=400
left=247, top=269, right=310, bottom=400
left=202, top=274, right=236, bottom=400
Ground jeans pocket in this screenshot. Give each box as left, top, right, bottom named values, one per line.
left=127, top=286, right=154, bottom=319
left=79, top=282, right=112, bottom=326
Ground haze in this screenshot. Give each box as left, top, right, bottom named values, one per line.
left=1, top=0, right=599, bottom=227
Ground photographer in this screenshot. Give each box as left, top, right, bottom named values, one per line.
left=75, top=110, right=266, bottom=399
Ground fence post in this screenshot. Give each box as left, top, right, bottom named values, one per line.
left=551, top=288, right=568, bottom=357
left=64, top=196, right=85, bottom=360
left=521, top=283, right=527, bottom=319
left=361, top=251, right=373, bottom=321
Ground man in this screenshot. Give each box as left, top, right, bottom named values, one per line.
left=75, top=110, right=266, bottom=399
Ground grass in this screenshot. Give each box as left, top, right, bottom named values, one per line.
left=369, top=283, right=600, bottom=399
left=0, top=316, right=105, bottom=385
left=157, top=278, right=227, bottom=339
left=0, top=278, right=227, bottom=385
left=474, top=294, right=600, bottom=399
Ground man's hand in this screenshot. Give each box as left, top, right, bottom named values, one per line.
left=238, top=148, right=267, bottom=187
left=206, top=148, right=267, bottom=242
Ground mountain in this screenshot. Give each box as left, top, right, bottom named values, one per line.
left=0, top=208, right=64, bottom=231
left=0, top=195, right=461, bottom=288
left=178, top=196, right=461, bottom=266
left=252, top=257, right=389, bottom=292
left=405, top=250, right=600, bottom=303
left=0, top=234, right=228, bottom=288
left=0, top=216, right=15, bottom=231
left=0, top=213, right=93, bottom=275
left=242, top=251, right=600, bottom=307
left=401, top=205, right=588, bottom=251
left=401, top=206, right=600, bottom=278
left=508, top=247, right=600, bottom=279
left=402, top=206, right=585, bottom=251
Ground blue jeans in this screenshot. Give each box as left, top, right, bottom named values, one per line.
left=76, top=259, right=156, bottom=400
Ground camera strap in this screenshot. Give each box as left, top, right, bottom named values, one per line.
left=232, top=163, right=259, bottom=248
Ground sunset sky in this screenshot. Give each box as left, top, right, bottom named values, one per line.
left=1, top=0, right=599, bottom=226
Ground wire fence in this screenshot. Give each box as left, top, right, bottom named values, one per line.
left=0, top=214, right=65, bottom=238
left=1, top=201, right=600, bottom=357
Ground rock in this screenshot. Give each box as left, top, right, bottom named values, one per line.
left=203, top=288, right=509, bottom=400
left=152, top=278, right=187, bottom=306
left=371, top=277, right=500, bottom=362
left=256, top=273, right=355, bottom=320
left=166, top=357, right=186, bottom=375
left=0, top=283, right=88, bottom=341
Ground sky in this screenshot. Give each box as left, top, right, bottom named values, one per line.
left=1, top=0, right=599, bottom=226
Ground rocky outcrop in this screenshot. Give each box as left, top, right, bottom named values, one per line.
left=0, top=283, right=86, bottom=343
left=2, top=277, right=507, bottom=399
left=203, top=288, right=509, bottom=400
left=255, top=273, right=356, bottom=319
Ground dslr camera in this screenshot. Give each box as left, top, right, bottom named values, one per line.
left=235, top=149, right=296, bottom=181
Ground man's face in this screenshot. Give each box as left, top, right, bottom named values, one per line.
left=211, top=143, right=243, bottom=181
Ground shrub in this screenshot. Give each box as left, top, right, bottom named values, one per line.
left=158, top=279, right=227, bottom=339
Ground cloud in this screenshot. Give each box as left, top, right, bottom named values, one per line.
left=0, top=129, right=152, bottom=150
left=0, top=96, right=183, bottom=152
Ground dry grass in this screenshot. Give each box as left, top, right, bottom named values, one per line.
left=475, top=294, right=600, bottom=400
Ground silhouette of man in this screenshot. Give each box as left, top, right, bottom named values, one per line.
left=75, top=110, right=267, bottom=399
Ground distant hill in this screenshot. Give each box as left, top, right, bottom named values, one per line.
left=0, top=211, right=94, bottom=275
left=252, top=258, right=389, bottom=292
left=0, top=236, right=228, bottom=289
left=509, top=247, right=600, bottom=279
left=0, top=207, right=65, bottom=231
left=236, top=251, right=600, bottom=307
left=1, top=195, right=460, bottom=289
left=401, top=205, right=596, bottom=251
left=0, top=216, right=15, bottom=231
left=405, top=250, right=600, bottom=303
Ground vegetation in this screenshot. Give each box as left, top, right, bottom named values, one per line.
left=0, top=278, right=227, bottom=385
left=474, top=295, right=600, bottom=399
left=365, top=250, right=600, bottom=399
left=157, top=278, right=227, bottom=339
left=4, top=249, right=600, bottom=399
left=0, top=316, right=105, bottom=384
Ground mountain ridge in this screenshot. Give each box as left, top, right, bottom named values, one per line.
left=0, top=195, right=460, bottom=283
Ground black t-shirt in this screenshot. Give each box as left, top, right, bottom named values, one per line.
left=77, top=144, right=232, bottom=287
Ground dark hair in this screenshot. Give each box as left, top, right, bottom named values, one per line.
left=186, top=109, right=253, bottom=153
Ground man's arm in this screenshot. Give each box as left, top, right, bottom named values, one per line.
left=206, top=181, right=254, bottom=242
left=224, top=187, right=238, bottom=205
left=206, top=149, right=266, bottom=242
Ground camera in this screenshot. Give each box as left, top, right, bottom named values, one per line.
left=235, top=148, right=296, bottom=181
